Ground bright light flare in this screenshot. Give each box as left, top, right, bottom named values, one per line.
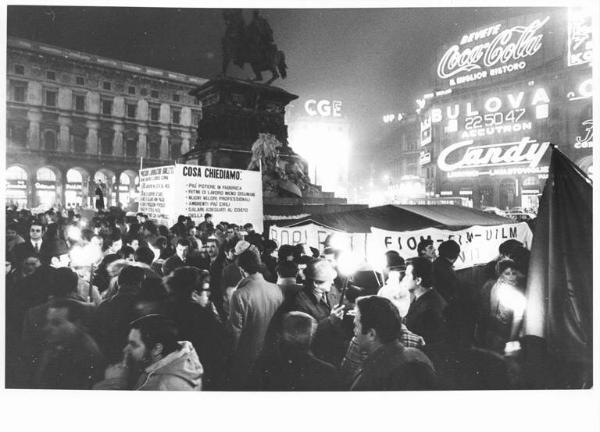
left=337, top=251, right=360, bottom=276
left=70, top=244, right=103, bottom=268
left=497, top=283, right=527, bottom=315
left=66, top=225, right=82, bottom=241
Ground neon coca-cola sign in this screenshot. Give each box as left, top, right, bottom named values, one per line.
left=438, top=137, right=549, bottom=172
left=437, top=17, right=549, bottom=85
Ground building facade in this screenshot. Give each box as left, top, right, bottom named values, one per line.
left=370, top=9, right=593, bottom=211
left=418, top=9, right=593, bottom=210
left=6, top=37, right=207, bottom=209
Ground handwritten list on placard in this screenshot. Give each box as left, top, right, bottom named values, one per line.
left=139, top=164, right=263, bottom=232
left=138, top=166, right=175, bottom=226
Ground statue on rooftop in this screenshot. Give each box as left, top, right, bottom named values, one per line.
left=221, top=9, right=288, bottom=85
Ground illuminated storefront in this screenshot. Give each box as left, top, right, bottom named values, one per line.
left=6, top=166, right=29, bottom=208
left=65, top=168, right=85, bottom=208
left=419, top=9, right=593, bottom=210
left=35, top=167, right=59, bottom=208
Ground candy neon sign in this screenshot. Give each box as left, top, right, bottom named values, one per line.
left=437, top=17, right=549, bottom=83
left=438, top=137, right=549, bottom=172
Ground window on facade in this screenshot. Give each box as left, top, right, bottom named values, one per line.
left=102, top=100, right=113, bottom=116
left=46, top=71, right=56, bottom=81
left=125, top=138, right=137, bottom=157
left=149, top=140, right=160, bottom=159
left=12, top=82, right=27, bottom=102
left=151, top=90, right=159, bottom=99
left=45, top=89, right=58, bottom=107
left=128, top=86, right=136, bottom=95
left=150, top=107, right=160, bottom=122
left=76, top=76, right=85, bottom=86
left=192, top=111, right=200, bottom=126
left=8, top=124, right=28, bottom=146
left=140, top=88, right=148, bottom=96
left=127, top=104, right=137, bottom=118
left=103, top=81, right=112, bottom=91
left=73, top=136, right=87, bottom=153
left=101, top=137, right=113, bottom=155
left=14, top=64, right=25, bottom=75
left=172, top=109, right=181, bottom=125
left=194, top=97, right=200, bottom=105
left=173, top=94, right=180, bottom=102
left=74, top=95, right=85, bottom=112
left=171, top=142, right=181, bottom=159
left=44, top=130, right=57, bottom=151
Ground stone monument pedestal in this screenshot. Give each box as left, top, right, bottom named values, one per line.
left=184, top=77, right=366, bottom=222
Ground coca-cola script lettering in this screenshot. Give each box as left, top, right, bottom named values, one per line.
left=437, top=16, right=549, bottom=80
left=437, top=137, right=550, bottom=172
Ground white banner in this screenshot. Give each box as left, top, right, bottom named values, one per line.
left=139, top=164, right=263, bottom=232
left=269, top=223, right=367, bottom=255
left=368, top=222, right=533, bottom=270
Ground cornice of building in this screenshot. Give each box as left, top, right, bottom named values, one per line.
left=8, top=36, right=208, bottom=88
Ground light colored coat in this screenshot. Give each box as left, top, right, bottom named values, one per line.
left=228, top=272, right=284, bottom=386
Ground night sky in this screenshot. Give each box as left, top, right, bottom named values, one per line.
left=7, top=5, right=561, bottom=157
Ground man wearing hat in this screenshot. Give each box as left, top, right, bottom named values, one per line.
left=286, top=259, right=347, bottom=367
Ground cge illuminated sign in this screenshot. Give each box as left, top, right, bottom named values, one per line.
left=304, top=99, right=342, bottom=117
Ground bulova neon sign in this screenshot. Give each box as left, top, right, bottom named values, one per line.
left=437, top=17, right=549, bottom=80
left=438, top=137, right=549, bottom=172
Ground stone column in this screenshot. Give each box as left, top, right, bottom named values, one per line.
left=159, top=128, right=170, bottom=160
left=27, top=109, right=42, bottom=150
left=114, top=173, right=120, bottom=208
left=113, top=96, right=125, bottom=118
left=57, top=170, right=66, bottom=209
left=113, top=122, right=124, bottom=156
left=181, top=131, right=192, bottom=155
left=159, top=103, right=171, bottom=125
left=27, top=81, right=43, bottom=106
left=28, top=171, right=37, bottom=208
left=85, top=91, right=100, bottom=115
left=137, top=99, right=149, bottom=122
left=57, top=115, right=71, bottom=152
left=181, top=107, right=192, bottom=127
left=86, top=120, right=100, bottom=155
left=58, top=87, right=72, bottom=111
left=137, top=126, right=148, bottom=158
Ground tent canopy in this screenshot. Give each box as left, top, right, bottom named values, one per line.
left=282, top=204, right=514, bottom=233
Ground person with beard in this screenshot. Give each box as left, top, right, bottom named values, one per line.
left=94, top=314, right=203, bottom=391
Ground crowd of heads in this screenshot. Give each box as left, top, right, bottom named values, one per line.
left=6, top=204, right=545, bottom=391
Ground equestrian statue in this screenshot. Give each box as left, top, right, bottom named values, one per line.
left=222, top=10, right=288, bottom=85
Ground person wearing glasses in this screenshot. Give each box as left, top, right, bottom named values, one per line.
left=11, top=222, right=52, bottom=268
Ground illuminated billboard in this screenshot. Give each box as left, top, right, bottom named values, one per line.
left=434, top=12, right=565, bottom=90
left=567, top=8, right=593, bottom=67
left=429, top=83, right=551, bottom=141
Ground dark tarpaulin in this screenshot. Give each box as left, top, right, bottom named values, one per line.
left=523, top=146, right=593, bottom=384
left=280, top=204, right=513, bottom=232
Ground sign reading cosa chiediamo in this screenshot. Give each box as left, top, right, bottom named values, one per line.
left=139, top=164, right=264, bottom=232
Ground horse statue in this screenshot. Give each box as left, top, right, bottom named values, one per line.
left=222, top=10, right=288, bottom=85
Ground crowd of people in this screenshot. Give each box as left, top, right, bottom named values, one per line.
left=6, top=204, right=554, bottom=391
